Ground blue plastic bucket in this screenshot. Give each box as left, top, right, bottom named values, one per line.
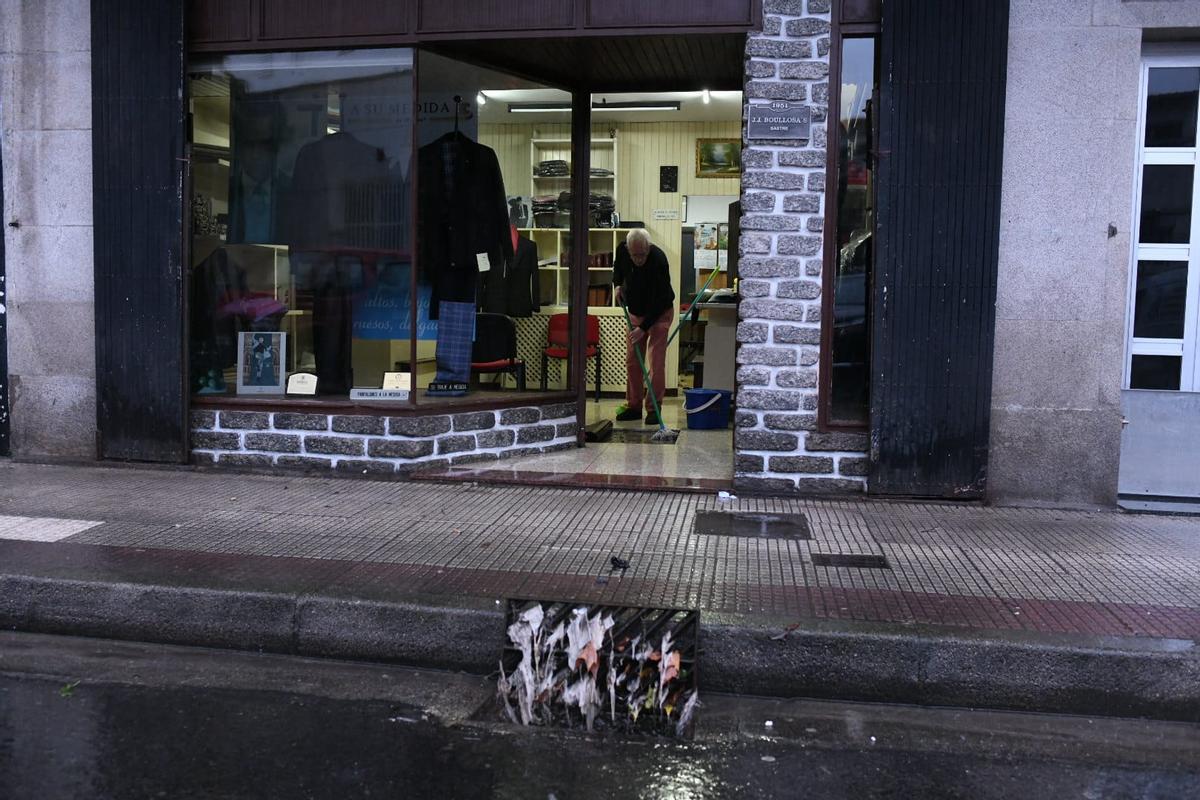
left=684, top=388, right=732, bottom=429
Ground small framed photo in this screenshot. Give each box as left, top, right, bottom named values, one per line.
left=696, top=138, right=742, bottom=178
left=236, top=331, right=287, bottom=395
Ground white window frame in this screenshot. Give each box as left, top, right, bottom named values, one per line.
left=1126, top=48, right=1200, bottom=392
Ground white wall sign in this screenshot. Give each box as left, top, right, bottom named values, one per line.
left=652, top=208, right=680, bottom=220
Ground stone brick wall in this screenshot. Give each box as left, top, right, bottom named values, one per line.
left=191, top=402, right=578, bottom=474
left=735, top=0, right=867, bottom=495
left=1, top=0, right=97, bottom=460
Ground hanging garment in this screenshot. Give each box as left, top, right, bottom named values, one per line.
left=417, top=132, right=513, bottom=319
left=479, top=235, right=540, bottom=317
left=283, top=132, right=399, bottom=393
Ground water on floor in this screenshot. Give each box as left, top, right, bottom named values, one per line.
left=503, top=397, right=734, bottom=482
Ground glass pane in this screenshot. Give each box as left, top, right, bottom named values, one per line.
left=1130, top=354, right=1182, bottom=390
left=1146, top=67, right=1200, bottom=148
left=1139, top=164, right=1194, bottom=244
left=830, top=36, right=876, bottom=425
left=188, top=49, right=415, bottom=398
left=417, top=52, right=571, bottom=398
left=1133, top=260, right=1188, bottom=339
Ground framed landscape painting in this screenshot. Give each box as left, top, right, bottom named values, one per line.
left=696, top=138, right=742, bottom=177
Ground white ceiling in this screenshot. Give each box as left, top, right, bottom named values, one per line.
left=478, top=90, right=743, bottom=125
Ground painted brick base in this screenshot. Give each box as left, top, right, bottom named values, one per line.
left=191, top=402, right=578, bottom=475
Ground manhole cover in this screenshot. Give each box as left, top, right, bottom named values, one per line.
left=693, top=510, right=812, bottom=540
left=497, top=600, right=699, bottom=737
left=811, top=553, right=890, bottom=569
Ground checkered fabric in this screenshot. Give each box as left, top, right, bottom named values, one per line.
left=428, top=300, right=475, bottom=394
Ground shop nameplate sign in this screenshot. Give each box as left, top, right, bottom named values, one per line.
left=652, top=208, right=680, bottom=220
left=748, top=101, right=811, bottom=141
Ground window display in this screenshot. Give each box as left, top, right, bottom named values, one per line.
left=187, top=48, right=415, bottom=398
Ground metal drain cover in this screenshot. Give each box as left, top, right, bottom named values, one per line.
left=499, top=600, right=700, bottom=736
left=811, top=553, right=890, bottom=569
left=693, top=510, right=812, bottom=540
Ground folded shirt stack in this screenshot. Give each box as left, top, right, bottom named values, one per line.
left=534, top=159, right=570, bottom=177
left=589, top=167, right=614, bottom=178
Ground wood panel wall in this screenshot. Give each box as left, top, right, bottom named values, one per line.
left=480, top=119, right=741, bottom=275
left=189, top=0, right=760, bottom=49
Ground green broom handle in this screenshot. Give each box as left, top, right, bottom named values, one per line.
left=666, top=265, right=722, bottom=349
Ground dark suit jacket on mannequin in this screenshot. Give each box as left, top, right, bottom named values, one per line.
left=285, top=131, right=395, bottom=394
left=480, top=235, right=540, bottom=317
left=417, top=132, right=513, bottom=319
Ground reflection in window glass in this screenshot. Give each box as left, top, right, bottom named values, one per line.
left=1139, top=164, right=1194, bottom=244
left=1146, top=67, right=1199, bottom=148
left=187, top=50, right=414, bottom=397
left=830, top=37, right=876, bottom=425
left=1130, top=355, right=1182, bottom=390
left=1133, top=261, right=1188, bottom=339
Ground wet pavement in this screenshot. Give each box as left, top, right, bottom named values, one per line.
left=2, top=461, right=1198, bottom=639
left=2, top=632, right=1198, bottom=800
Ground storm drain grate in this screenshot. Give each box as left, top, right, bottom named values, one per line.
left=693, top=510, right=812, bottom=540
left=811, top=553, right=891, bottom=569
left=498, top=600, right=700, bottom=736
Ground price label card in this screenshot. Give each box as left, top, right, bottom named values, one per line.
left=382, top=371, right=411, bottom=391
left=476, top=252, right=491, bottom=272
left=286, top=372, right=318, bottom=396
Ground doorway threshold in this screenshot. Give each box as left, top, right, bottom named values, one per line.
left=411, top=465, right=731, bottom=494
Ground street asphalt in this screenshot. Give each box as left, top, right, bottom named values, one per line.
left=0, top=461, right=1197, bottom=721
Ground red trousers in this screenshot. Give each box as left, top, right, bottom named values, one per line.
left=626, top=307, right=674, bottom=412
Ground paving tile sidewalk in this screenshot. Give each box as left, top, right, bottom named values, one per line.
left=1, top=461, right=1198, bottom=641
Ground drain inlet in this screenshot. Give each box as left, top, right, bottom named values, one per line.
left=497, top=600, right=700, bottom=737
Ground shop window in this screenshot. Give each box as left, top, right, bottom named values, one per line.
left=187, top=49, right=580, bottom=403
left=416, top=52, right=576, bottom=397
left=823, top=35, right=877, bottom=427
left=187, top=49, right=416, bottom=399
left=1128, top=53, right=1200, bottom=393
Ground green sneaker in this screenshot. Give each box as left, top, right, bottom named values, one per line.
left=615, top=404, right=641, bottom=422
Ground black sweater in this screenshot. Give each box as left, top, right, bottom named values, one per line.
left=613, top=242, right=675, bottom=331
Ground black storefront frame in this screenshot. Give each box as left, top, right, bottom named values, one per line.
left=182, top=44, right=594, bottom=433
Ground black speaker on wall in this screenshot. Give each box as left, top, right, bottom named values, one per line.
left=659, top=166, right=678, bottom=193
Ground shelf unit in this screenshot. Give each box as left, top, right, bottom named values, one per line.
left=524, top=135, right=622, bottom=308
left=529, top=136, right=619, bottom=204
left=518, top=227, right=632, bottom=308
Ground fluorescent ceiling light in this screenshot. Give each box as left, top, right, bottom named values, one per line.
left=507, top=100, right=682, bottom=114
left=702, top=88, right=711, bottom=104
left=476, top=92, right=487, bottom=106
left=594, top=101, right=681, bottom=112
left=507, top=102, right=571, bottom=113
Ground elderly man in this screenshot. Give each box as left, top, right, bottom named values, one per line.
left=613, top=228, right=675, bottom=425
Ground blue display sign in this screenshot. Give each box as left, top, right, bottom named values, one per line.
left=352, top=262, right=437, bottom=340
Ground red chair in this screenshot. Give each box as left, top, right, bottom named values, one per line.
left=541, top=313, right=601, bottom=401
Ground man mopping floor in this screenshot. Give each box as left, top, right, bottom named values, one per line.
left=612, top=229, right=678, bottom=443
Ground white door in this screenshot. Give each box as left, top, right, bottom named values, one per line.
left=1120, top=47, right=1200, bottom=502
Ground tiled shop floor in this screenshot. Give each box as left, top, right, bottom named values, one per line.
left=1, top=461, right=1198, bottom=639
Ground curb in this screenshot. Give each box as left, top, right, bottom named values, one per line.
left=2, top=574, right=1197, bottom=723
